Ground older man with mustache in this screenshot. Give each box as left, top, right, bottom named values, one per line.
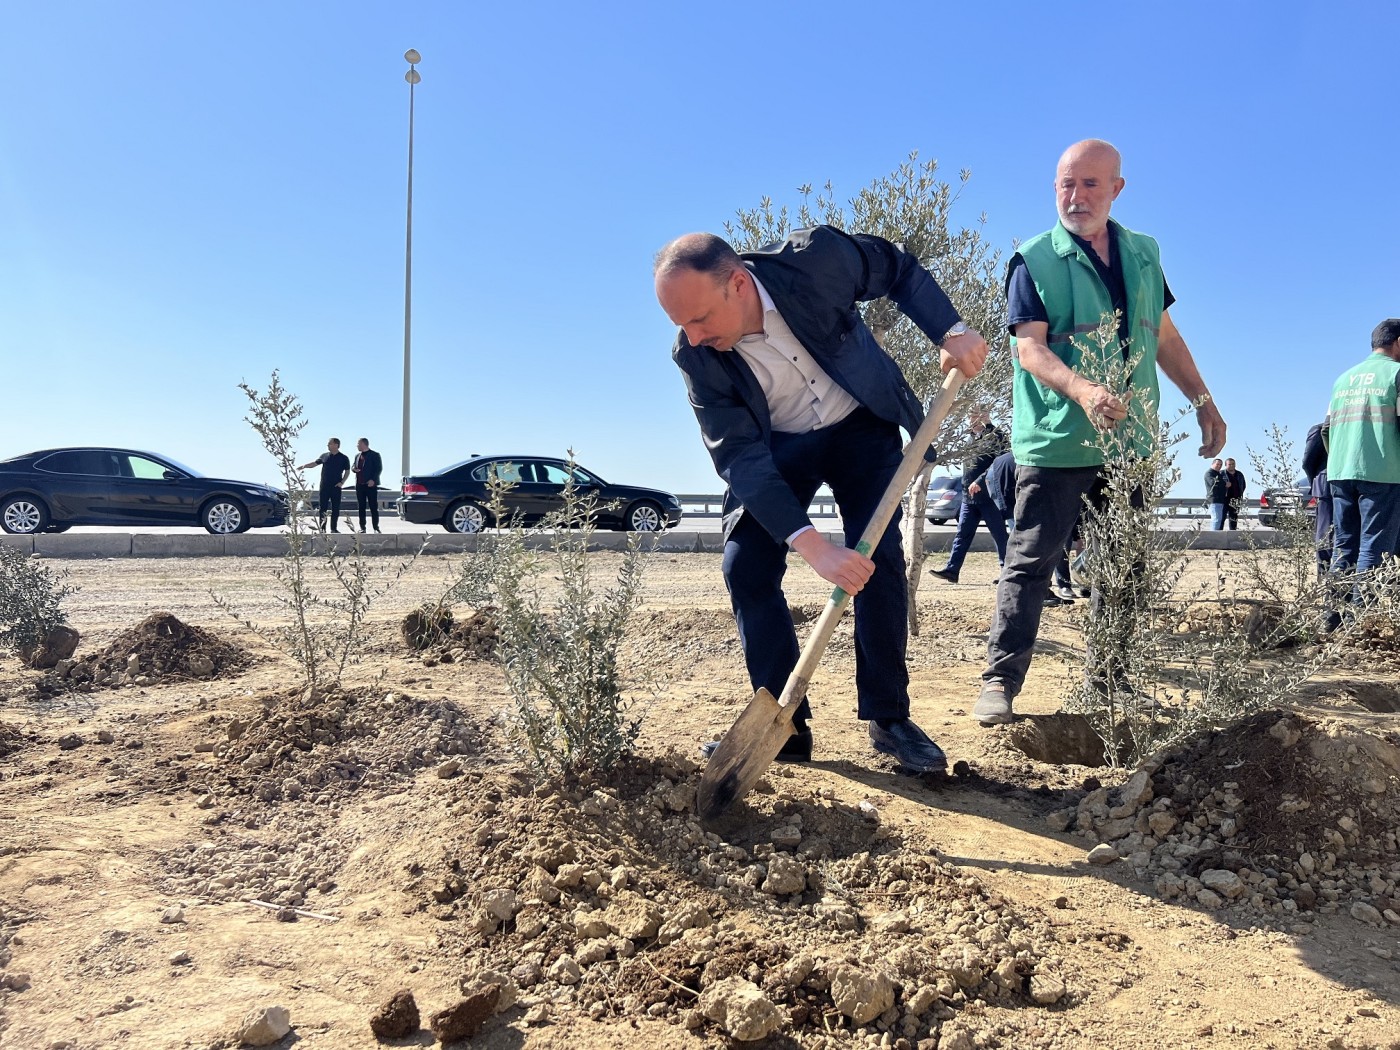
left=972, top=139, right=1227, bottom=726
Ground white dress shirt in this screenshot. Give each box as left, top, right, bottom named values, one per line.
left=735, top=276, right=860, bottom=434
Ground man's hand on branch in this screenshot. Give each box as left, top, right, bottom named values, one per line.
left=790, top=530, right=875, bottom=595
left=1076, top=382, right=1129, bottom=432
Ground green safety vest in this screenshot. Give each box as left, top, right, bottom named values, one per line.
left=1010, top=220, right=1165, bottom=467
left=1326, top=352, right=1400, bottom=483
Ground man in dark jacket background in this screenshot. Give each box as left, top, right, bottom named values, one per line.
left=656, top=227, right=987, bottom=773
left=352, top=438, right=384, bottom=533
left=929, top=412, right=1010, bottom=583
left=1205, top=458, right=1228, bottom=530
left=1224, top=458, right=1247, bottom=530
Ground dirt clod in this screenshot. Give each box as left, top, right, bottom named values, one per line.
left=368, top=988, right=419, bottom=1039
left=429, top=984, right=500, bottom=1042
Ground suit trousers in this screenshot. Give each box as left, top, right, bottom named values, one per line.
left=318, top=485, right=343, bottom=531
left=356, top=484, right=380, bottom=530
left=721, top=407, right=909, bottom=723
left=943, top=488, right=1010, bottom=573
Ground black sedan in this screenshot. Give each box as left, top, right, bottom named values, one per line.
left=0, top=448, right=287, bottom=535
left=398, top=455, right=683, bottom=533
left=1258, top=478, right=1317, bottom=528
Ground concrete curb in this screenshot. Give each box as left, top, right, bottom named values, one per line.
left=11, top=526, right=1295, bottom=559
left=132, top=534, right=224, bottom=557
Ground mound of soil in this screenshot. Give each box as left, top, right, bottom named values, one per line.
left=0, top=721, right=28, bottom=759
left=216, top=686, right=485, bottom=805
left=1060, top=710, right=1400, bottom=925
left=39, top=613, right=247, bottom=693
left=402, top=606, right=499, bottom=662
left=412, top=756, right=1111, bottom=1046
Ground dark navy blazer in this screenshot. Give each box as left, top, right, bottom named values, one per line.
left=672, top=226, right=962, bottom=542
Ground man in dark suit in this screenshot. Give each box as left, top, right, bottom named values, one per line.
left=655, top=227, right=987, bottom=773
left=352, top=438, right=383, bottom=533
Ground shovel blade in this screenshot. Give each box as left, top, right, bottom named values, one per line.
left=696, top=687, right=798, bottom=821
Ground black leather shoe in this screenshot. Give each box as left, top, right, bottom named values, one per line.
left=868, top=718, right=947, bottom=774
left=928, top=565, right=959, bottom=584
left=700, top=727, right=812, bottom=763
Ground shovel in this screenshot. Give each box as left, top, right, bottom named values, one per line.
left=697, top=369, right=968, bottom=821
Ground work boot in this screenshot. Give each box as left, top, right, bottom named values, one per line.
left=972, top=679, right=1014, bottom=726
left=868, top=719, right=947, bottom=774
left=928, top=565, right=959, bottom=584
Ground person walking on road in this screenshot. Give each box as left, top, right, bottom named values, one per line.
left=972, top=139, right=1227, bottom=727
left=299, top=438, right=351, bottom=533
left=352, top=438, right=384, bottom=533
left=929, top=411, right=1010, bottom=584
left=1205, top=457, right=1228, bottom=530
left=655, top=227, right=988, bottom=774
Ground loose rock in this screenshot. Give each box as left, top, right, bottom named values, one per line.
left=698, top=976, right=784, bottom=1042
left=234, top=1005, right=292, bottom=1046
left=429, top=985, right=500, bottom=1043
left=369, top=988, right=420, bottom=1039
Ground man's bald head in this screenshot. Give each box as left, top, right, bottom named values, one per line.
left=1058, top=138, right=1122, bottom=178
left=653, top=233, right=745, bottom=282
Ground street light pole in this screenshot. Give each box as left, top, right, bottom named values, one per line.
left=401, top=48, right=421, bottom=483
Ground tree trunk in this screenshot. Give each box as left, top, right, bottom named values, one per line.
left=902, top=463, right=935, bottom=637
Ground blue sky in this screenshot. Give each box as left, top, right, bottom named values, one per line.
left=2, top=2, right=1396, bottom=497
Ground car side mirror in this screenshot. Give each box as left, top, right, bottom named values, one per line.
left=162, top=470, right=181, bottom=480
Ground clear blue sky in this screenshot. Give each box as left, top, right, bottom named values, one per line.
left=3, top=2, right=1396, bottom=496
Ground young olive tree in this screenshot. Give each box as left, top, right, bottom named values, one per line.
left=725, top=154, right=1011, bottom=633
left=0, top=545, right=77, bottom=665
left=218, top=371, right=420, bottom=696
left=1066, top=318, right=1345, bottom=765
left=441, top=454, right=648, bottom=779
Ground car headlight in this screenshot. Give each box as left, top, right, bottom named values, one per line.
left=668, top=496, right=681, bottom=506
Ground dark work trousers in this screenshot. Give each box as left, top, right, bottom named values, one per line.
left=318, top=486, right=343, bottom=531
left=721, top=407, right=909, bottom=724
left=356, top=484, right=380, bottom=531
left=1225, top=500, right=1240, bottom=530
left=943, top=488, right=1010, bottom=574
left=984, top=465, right=1144, bottom=695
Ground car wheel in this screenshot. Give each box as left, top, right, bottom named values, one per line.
left=445, top=500, right=488, bottom=534
left=43, top=524, right=72, bottom=534
left=202, top=499, right=247, bottom=534
left=1, top=496, right=49, bottom=535
left=626, top=500, right=664, bottom=532
left=930, top=517, right=949, bottom=526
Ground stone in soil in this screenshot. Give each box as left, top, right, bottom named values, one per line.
left=368, top=988, right=420, bottom=1039
left=234, top=1005, right=291, bottom=1046
left=429, top=984, right=500, bottom=1042
left=698, top=976, right=784, bottom=1042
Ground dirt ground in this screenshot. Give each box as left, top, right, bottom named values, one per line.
left=0, top=550, right=1398, bottom=1050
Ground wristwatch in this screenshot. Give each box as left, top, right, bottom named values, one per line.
left=940, top=322, right=968, bottom=345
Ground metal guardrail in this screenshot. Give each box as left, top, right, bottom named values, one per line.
left=676, top=493, right=1255, bottom=520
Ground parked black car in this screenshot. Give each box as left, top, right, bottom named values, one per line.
left=0, top=448, right=287, bottom=535
left=925, top=476, right=964, bottom=525
left=1257, top=478, right=1316, bottom=528
left=397, top=455, right=683, bottom=533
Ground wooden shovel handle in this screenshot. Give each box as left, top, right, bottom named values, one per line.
left=776, top=369, right=966, bottom=711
